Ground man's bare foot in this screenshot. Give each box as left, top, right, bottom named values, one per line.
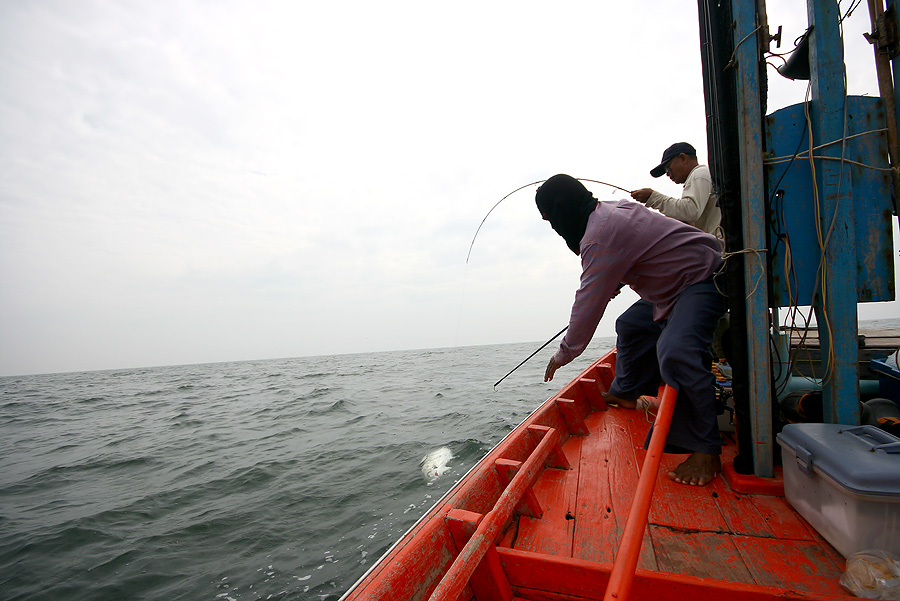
left=602, top=392, right=634, bottom=408
left=613, top=398, right=637, bottom=409
left=601, top=392, right=653, bottom=410
left=668, top=452, right=721, bottom=486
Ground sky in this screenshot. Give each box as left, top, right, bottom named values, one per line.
left=1, top=0, right=898, bottom=376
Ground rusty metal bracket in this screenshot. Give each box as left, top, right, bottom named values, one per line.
left=864, top=5, right=900, bottom=58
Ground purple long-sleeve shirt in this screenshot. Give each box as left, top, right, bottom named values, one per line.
left=553, top=199, right=724, bottom=366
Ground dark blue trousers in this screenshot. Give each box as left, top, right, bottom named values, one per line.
left=607, top=278, right=725, bottom=455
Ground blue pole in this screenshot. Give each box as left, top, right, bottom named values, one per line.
left=807, top=0, right=860, bottom=425
left=731, top=0, right=774, bottom=477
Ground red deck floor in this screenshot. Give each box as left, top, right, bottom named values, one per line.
left=504, top=407, right=851, bottom=598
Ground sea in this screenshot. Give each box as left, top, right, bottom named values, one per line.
left=0, top=337, right=616, bottom=601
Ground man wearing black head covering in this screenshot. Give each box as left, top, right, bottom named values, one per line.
left=536, top=174, right=726, bottom=486
left=535, top=173, right=597, bottom=255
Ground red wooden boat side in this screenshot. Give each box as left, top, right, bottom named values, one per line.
left=339, top=349, right=862, bottom=601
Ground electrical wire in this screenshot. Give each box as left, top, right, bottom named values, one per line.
left=764, top=128, right=889, bottom=162
left=768, top=154, right=895, bottom=172
left=839, top=0, right=863, bottom=23
left=720, top=248, right=769, bottom=298
left=725, top=25, right=763, bottom=69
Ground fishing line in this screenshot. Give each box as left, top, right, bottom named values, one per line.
left=453, top=267, right=469, bottom=349
left=465, top=178, right=634, bottom=263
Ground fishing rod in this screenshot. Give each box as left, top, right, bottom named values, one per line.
left=472, top=178, right=632, bottom=389
left=466, top=180, right=544, bottom=264
left=492, top=282, right=626, bottom=389
left=494, top=326, right=568, bottom=390
left=466, top=178, right=634, bottom=264
left=578, top=179, right=634, bottom=194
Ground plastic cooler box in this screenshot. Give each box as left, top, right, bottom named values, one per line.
left=776, top=423, right=900, bottom=558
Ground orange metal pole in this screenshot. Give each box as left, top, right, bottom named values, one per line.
left=602, top=385, right=678, bottom=601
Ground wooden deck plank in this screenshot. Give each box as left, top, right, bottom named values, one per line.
left=650, top=525, right=757, bottom=584
left=571, top=410, right=658, bottom=569
left=559, top=433, right=583, bottom=531
left=747, top=494, right=816, bottom=541
left=707, top=477, right=776, bottom=538
left=515, top=468, right=574, bottom=556
left=571, top=515, right=618, bottom=564
left=607, top=411, right=641, bottom=522
left=732, top=535, right=848, bottom=596
left=574, top=411, right=613, bottom=517
left=513, top=434, right=584, bottom=556
left=606, top=410, right=658, bottom=571
left=649, top=454, right=730, bottom=532
left=572, top=412, right=616, bottom=563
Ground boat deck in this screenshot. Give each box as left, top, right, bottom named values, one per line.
left=341, top=350, right=862, bottom=601
left=501, top=406, right=850, bottom=598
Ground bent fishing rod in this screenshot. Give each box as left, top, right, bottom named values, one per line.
left=470, top=178, right=631, bottom=388
left=466, top=178, right=633, bottom=264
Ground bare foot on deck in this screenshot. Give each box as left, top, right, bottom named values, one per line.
left=601, top=392, right=652, bottom=411
left=602, top=392, right=637, bottom=408
left=668, top=452, right=721, bottom=486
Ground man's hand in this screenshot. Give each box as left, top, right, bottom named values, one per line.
left=631, top=188, right=652, bottom=203
left=544, top=357, right=562, bottom=382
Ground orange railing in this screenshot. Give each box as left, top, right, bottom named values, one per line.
left=603, top=384, right=678, bottom=601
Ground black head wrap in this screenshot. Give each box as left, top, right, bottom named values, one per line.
left=535, top=174, right=597, bottom=255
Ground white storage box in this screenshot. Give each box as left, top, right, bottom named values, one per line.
left=776, top=424, right=900, bottom=558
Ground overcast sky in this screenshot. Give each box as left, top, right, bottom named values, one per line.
left=1, top=1, right=897, bottom=376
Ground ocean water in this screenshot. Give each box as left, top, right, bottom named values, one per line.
left=0, top=338, right=615, bottom=601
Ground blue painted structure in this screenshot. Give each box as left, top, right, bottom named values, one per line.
left=729, top=0, right=898, bottom=475
left=764, top=97, right=895, bottom=306
left=807, top=0, right=862, bottom=426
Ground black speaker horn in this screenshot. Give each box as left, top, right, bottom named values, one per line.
left=777, top=27, right=813, bottom=81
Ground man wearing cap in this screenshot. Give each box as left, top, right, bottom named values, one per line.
left=616, top=143, right=726, bottom=439
left=631, top=142, right=721, bottom=235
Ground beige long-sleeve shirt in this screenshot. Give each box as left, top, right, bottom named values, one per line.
left=645, top=164, right=721, bottom=234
